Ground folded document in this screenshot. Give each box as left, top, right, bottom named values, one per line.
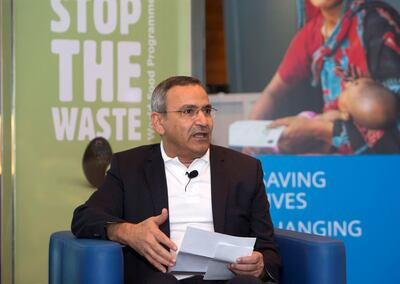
left=170, top=227, right=256, bottom=280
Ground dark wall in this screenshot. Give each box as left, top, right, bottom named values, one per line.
left=224, top=0, right=296, bottom=92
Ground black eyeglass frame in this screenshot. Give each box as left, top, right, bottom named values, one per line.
left=158, top=106, right=218, bottom=118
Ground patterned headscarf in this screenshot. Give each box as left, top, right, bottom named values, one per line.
left=310, top=0, right=364, bottom=86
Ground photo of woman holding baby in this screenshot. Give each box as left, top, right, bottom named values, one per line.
left=249, top=0, right=400, bottom=154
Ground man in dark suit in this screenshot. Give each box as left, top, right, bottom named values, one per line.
left=72, top=76, right=281, bottom=284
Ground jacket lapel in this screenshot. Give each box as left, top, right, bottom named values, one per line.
left=144, top=144, right=170, bottom=237
left=210, top=145, right=230, bottom=233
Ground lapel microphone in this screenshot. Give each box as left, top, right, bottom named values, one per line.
left=184, top=170, right=199, bottom=192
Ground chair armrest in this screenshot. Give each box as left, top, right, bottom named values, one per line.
left=49, top=229, right=346, bottom=284
left=49, top=231, right=124, bottom=284
left=274, top=228, right=346, bottom=284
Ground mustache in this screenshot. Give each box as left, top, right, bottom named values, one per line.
left=190, top=126, right=211, bottom=135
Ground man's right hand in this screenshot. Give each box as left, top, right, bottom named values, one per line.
left=106, top=208, right=177, bottom=273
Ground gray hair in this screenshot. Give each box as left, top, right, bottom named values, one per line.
left=151, top=76, right=204, bottom=112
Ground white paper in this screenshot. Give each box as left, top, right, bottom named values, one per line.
left=204, top=260, right=235, bottom=280
left=213, top=243, right=252, bottom=263
left=170, top=226, right=256, bottom=280
left=229, top=120, right=285, bottom=148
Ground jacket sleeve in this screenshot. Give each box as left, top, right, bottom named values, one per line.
left=71, top=154, right=126, bottom=239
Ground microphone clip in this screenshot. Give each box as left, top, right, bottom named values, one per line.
left=184, top=170, right=199, bottom=191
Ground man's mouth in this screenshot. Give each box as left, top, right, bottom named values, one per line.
left=192, top=132, right=209, bottom=139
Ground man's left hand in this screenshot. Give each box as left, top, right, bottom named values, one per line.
left=228, top=251, right=265, bottom=278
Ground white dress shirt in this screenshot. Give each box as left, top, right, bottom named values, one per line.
left=160, top=142, right=214, bottom=279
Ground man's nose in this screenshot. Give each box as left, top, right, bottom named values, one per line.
left=194, top=109, right=209, bottom=125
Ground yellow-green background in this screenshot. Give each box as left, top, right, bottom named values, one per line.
left=2, top=0, right=192, bottom=283
left=1, top=0, right=14, bottom=283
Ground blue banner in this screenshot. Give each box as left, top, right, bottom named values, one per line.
left=258, top=155, right=399, bottom=283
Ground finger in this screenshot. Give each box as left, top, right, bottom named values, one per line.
left=145, top=244, right=175, bottom=267
left=268, top=117, right=293, bottom=128
left=145, top=253, right=168, bottom=273
left=267, top=121, right=281, bottom=128
left=230, top=263, right=258, bottom=272
left=236, top=255, right=259, bottom=264
left=154, top=229, right=178, bottom=251
left=148, top=238, right=176, bottom=264
left=153, top=208, right=168, bottom=226
left=229, top=266, right=257, bottom=276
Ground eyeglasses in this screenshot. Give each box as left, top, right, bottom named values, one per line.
left=160, top=106, right=217, bottom=119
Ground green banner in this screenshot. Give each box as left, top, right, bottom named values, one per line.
left=11, top=0, right=191, bottom=282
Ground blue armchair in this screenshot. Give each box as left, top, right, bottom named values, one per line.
left=49, top=229, right=346, bottom=284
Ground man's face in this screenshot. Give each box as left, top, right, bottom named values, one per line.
left=152, top=84, right=213, bottom=163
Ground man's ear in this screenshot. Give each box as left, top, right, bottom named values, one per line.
left=151, top=112, right=165, bottom=135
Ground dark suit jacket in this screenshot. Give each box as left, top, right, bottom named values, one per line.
left=72, top=144, right=281, bottom=283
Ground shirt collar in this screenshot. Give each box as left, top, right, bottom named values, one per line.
left=160, top=141, right=210, bottom=166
